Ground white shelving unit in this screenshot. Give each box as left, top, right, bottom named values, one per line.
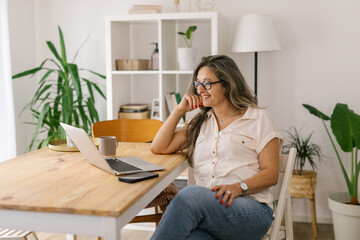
left=105, top=12, right=225, bottom=121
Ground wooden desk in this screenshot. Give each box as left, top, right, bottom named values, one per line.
left=0, top=142, right=187, bottom=239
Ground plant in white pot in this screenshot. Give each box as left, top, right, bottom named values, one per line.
left=177, top=25, right=197, bottom=70
left=282, top=126, right=322, bottom=238
left=303, top=103, right=360, bottom=240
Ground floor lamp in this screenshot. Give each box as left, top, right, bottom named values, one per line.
left=231, top=14, right=281, bottom=96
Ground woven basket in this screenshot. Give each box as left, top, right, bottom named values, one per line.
left=116, top=59, right=149, bottom=70
left=289, top=170, right=317, bottom=199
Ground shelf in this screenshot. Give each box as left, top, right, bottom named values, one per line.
left=112, top=70, right=159, bottom=75
left=111, top=70, right=194, bottom=75
left=162, top=70, right=193, bottom=75
left=106, top=12, right=221, bottom=121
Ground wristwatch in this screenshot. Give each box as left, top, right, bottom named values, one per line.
left=239, top=180, right=248, bottom=196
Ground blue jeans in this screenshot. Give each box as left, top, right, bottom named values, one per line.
left=151, top=185, right=273, bottom=240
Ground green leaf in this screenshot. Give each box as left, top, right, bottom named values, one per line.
left=303, top=104, right=330, bottom=120
left=177, top=32, right=185, bottom=36
left=68, top=64, right=82, bottom=101
left=38, top=69, right=54, bottom=84
left=47, top=41, right=62, bottom=63
left=186, top=25, right=197, bottom=39
left=81, top=69, right=106, bottom=79
left=58, top=26, right=68, bottom=68
left=12, top=67, right=43, bottom=79
left=72, top=33, right=90, bottom=63
left=331, top=103, right=360, bottom=152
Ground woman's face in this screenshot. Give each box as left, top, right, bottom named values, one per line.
left=195, top=66, right=228, bottom=108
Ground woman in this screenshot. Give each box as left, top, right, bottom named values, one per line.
left=150, top=55, right=283, bottom=240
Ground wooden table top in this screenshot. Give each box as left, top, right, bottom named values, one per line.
left=0, top=142, right=186, bottom=217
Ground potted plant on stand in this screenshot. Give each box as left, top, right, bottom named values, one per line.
left=303, top=103, right=360, bottom=240
left=283, top=126, right=322, bottom=238
left=177, top=25, right=197, bottom=70
left=13, top=26, right=106, bottom=150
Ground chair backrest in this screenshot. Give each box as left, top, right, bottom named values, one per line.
left=268, top=147, right=296, bottom=240
left=92, top=119, right=163, bottom=143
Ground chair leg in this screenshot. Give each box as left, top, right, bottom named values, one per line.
left=66, top=234, right=78, bottom=240
left=97, top=237, right=103, bottom=240
left=30, top=232, right=39, bottom=240
left=285, top=193, right=294, bottom=240
left=310, top=195, right=317, bottom=239
left=155, top=206, right=160, bottom=227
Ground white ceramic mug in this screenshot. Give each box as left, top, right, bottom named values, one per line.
left=99, top=136, right=118, bottom=157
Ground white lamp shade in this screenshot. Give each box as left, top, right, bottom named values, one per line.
left=232, top=14, right=281, bottom=53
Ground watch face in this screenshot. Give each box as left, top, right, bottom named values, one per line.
left=240, top=182, right=248, bottom=190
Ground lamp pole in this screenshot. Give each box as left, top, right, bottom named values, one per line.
left=254, top=52, right=258, bottom=96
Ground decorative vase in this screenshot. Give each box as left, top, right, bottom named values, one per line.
left=177, top=48, right=197, bottom=71
left=328, top=192, right=360, bottom=240
left=66, top=134, right=76, bottom=147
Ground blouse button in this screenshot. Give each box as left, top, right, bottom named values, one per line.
left=212, top=151, right=215, bottom=154
left=212, top=162, right=215, bottom=164
left=215, top=137, right=218, bottom=140
left=212, top=175, right=214, bottom=178
left=242, top=141, right=245, bottom=144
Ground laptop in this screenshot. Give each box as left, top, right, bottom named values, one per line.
left=60, top=122, right=165, bottom=175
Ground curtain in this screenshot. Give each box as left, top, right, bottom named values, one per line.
left=0, top=0, right=17, bottom=162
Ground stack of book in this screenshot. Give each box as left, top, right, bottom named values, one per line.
left=128, top=5, right=162, bottom=14
left=165, top=92, right=185, bottom=124
left=118, top=104, right=150, bottom=119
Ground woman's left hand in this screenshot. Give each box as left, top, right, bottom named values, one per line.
left=212, top=183, right=242, bottom=208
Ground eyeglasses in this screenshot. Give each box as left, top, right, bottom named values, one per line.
left=193, top=80, right=222, bottom=90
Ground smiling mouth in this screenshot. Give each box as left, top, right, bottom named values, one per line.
left=202, top=95, right=210, bottom=100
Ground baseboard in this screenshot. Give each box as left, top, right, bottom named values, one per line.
left=292, top=214, right=333, bottom=224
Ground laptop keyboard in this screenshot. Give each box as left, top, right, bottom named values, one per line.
left=106, top=158, right=141, bottom=172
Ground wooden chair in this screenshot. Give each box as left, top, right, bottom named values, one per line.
left=263, top=147, right=296, bottom=240
left=0, top=228, right=38, bottom=240
left=92, top=119, right=163, bottom=143
left=92, top=119, right=164, bottom=225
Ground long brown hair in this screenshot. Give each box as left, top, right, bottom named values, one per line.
left=183, top=55, right=258, bottom=167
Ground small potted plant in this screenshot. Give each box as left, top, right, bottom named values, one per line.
left=283, top=126, right=322, bottom=176
left=282, top=126, right=322, bottom=238
left=177, top=25, right=198, bottom=70
left=303, top=103, right=360, bottom=240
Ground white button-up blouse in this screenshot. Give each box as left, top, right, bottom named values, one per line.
left=193, top=107, right=283, bottom=205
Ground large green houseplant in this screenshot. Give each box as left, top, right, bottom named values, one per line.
left=13, top=26, right=106, bottom=150
left=303, top=103, right=360, bottom=240
left=303, top=103, right=359, bottom=205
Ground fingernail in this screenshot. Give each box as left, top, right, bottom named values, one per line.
left=198, top=105, right=201, bottom=108
left=191, top=105, right=193, bottom=109
left=226, top=204, right=230, bottom=208
left=220, top=200, right=224, bottom=204
left=216, top=195, right=219, bottom=199
left=211, top=188, right=215, bottom=191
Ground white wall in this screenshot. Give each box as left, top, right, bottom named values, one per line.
left=8, top=0, right=360, bottom=223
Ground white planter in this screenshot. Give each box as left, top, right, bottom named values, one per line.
left=328, top=192, right=360, bottom=240
left=177, top=48, right=198, bottom=71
